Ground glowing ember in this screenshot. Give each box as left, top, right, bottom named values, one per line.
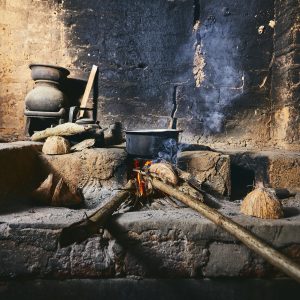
left=133, top=159, right=152, bottom=197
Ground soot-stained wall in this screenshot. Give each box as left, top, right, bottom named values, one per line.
left=63, top=0, right=275, bottom=148
left=0, top=0, right=299, bottom=149
left=272, top=0, right=300, bottom=149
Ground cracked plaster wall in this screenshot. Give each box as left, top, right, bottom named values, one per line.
left=0, top=0, right=299, bottom=149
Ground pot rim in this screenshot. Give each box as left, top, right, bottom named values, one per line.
left=29, top=63, right=70, bottom=76
left=125, top=129, right=183, bottom=134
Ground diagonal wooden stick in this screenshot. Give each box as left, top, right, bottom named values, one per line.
left=59, top=180, right=134, bottom=247
left=151, top=177, right=300, bottom=283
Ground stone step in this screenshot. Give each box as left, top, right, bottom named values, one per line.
left=0, top=203, right=299, bottom=279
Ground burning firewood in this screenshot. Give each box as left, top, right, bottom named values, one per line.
left=42, top=136, right=71, bottom=155
left=241, top=185, right=284, bottom=219
left=150, top=177, right=300, bottom=283
left=31, top=122, right=94, bottom=141
left=148, top=163, right=204, bottom=199
left=149, top=162, right=178, bottom=185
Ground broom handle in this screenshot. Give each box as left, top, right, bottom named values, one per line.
left=152, top=178, right=300, bottom=283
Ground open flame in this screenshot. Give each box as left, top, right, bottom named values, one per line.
left=133, top=159, right=151, bottom=197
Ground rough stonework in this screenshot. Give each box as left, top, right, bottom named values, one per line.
left=0, top=142, right=127, bottom=208
left=0, top=143, right=300, bottom=281
left=272, top=0, right=300, bottom=149
left=40, top=148, right=128, bottom=207
left=177, top=151, right=231, bottom=196
left=229, top=150, right=300, bottom=192
left=0, top=204, right=300, bottom=279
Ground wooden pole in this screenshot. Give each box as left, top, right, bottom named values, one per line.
left=59, top=181, right=134, bottom=247
left=151, top=178, right=300, bottom=283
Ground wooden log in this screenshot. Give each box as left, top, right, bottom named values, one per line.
left=175, top=166, right=204, bottom=193
left=148, top=163, right=203, bottom=193
left=149, top=163, right=178, bottom=185
left=151, top=178, right=300, bottom=283
left=31, top=122, right=93, bottom=141
left=59, top=180, right=134, bottom=247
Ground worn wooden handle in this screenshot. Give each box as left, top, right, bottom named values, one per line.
left=79, top=65, right=98, bottom=118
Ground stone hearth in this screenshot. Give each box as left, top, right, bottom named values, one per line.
left=0, top=142, right=300, bottom=281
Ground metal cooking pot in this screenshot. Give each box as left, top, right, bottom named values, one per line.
left=125, top=129, right=183, bottom=158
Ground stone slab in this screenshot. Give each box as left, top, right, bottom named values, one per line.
left=0, top=142, right=128, bottom=209
left=40, top=148, right=128, bottom=207
left=177, top=151, right=231, bottom=196
left=1, top=143, right=300, bottom=279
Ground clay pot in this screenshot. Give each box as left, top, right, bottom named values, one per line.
left=25, top=80, right=67, bottom=112
left=25, top=64, right=70, bottom=112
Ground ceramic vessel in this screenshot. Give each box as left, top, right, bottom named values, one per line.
left=25, top=64, right=70, bottom=112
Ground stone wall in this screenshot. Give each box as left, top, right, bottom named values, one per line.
left=272, top=0, right=300, bottom=150
left=0, top=0, right=299, bottom=149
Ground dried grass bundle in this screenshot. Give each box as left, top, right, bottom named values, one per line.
left=240, top=186, right=283, bottom=219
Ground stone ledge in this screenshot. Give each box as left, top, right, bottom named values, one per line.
left=0, top=201, right=299, bottom=279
